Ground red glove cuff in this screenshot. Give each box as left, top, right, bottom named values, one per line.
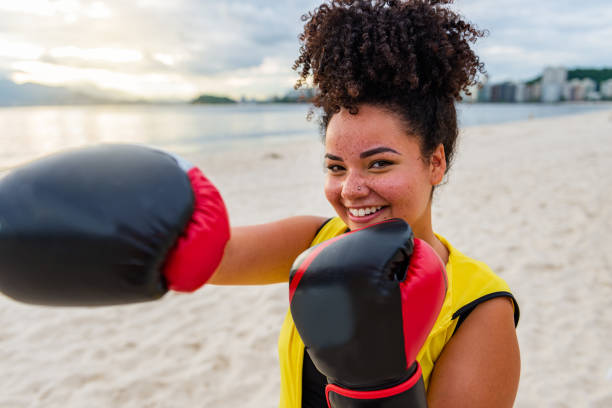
left=400, top=238, right=447, bottom=364
left=163, top=167, right=230, bottom=292
left=325, top=364, right=425, bottom=408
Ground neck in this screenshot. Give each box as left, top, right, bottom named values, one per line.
left=412, top=207, right=449, bottom=265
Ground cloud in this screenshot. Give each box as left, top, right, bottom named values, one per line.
left=456, top=0, right=612, bottom=80
left=0, top=1, right=321, bottom=91
left=0, top=0, right=610, bottom=97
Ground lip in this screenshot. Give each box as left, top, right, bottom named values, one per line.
left=346, top=206, right=387, bottom=224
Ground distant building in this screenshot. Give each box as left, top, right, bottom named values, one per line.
left=564, top=78, right=597, bottom=101
left=563, top=79, right=578, bottom=100
left=581, top=78, right=599, bottom=100
left=601, top=79, right=612, bottom=99
left=477, top=83, right=492, bottom=102
left=541, top=66, right=567, bottom=102
left=475, top=75, right=490, bottom=102
left=460, top=84, right=480, bottom=103
left=490, top=82, right=517, bottom=102
left=525, top=81, right=542, bottom=102
left=514, top=83, right=527, bottom=103
left=282, top=87, right=315, bottom=102
left=473, top=67, right=610, bottom=104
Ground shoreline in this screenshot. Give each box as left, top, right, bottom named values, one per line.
left=1, top=99, right=612, bottom=108
left=1, top=104, right=611, bottom=176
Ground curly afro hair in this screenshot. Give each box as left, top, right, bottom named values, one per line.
left=294, top=0, right=486, bottom=173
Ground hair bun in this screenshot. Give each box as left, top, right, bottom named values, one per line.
left=294, top=0, right=486, bottom=110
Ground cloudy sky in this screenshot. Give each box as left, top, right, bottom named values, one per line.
left=1, top=0, right=611, bottom=100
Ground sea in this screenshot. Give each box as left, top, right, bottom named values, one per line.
left=1, top=102, right=610, bottom=170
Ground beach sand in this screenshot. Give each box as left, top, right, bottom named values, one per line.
left=1, top=109, right=611, bottom=407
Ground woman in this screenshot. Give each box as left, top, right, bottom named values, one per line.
left=210, top=0, right=520, bottom=406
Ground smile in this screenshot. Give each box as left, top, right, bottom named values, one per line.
left=348, top=206, right=383, bottom=217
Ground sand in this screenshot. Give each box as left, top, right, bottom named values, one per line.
left=1, top=109, right=611, bottom=407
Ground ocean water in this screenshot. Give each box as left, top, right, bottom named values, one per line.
left=456, top=102, right=612, bottom=127
left=1, top=102, right=610, bottom=170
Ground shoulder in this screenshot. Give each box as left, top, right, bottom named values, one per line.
left=438, top=234, right=520, bottom=328
left=416, top=235, right=519, bottom=388
left=427, top=295, right=520, bottom=408
left=310, top=217, right=349, bottom=246
left=426, top=235, right=520, bottom=407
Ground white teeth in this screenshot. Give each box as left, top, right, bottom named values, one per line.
left=349, top=206, right=382, bottom=217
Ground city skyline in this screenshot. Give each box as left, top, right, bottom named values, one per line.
left=466, top=67, right=612, bottom=104
left=1, top=0, right=611, bottom=100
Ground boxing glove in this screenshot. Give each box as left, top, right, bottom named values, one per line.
left=289, top=219, right=446, bottom=407
left=0, top=144, right=230, bottom=306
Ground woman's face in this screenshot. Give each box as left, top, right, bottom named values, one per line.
left=324, top=104, right=445, bottom=236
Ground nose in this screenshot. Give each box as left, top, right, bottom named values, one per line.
left=341, top=171, right=368, bottom=201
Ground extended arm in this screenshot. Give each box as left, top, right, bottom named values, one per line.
left=208, top=216, right=328, bottom=285
left=0, top=144, right=325, bottom=306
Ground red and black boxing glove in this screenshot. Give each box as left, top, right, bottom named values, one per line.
left=289, top=219, right=447, bottom=408
left=0, top=144, right=230, bottom=306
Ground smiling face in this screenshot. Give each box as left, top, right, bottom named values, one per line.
left=324, top=104, right=446, bottom=238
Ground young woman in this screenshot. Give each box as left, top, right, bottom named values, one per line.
left=210, top=1, right=520, bottom=407
left=0, top=1, right=519, bottom=406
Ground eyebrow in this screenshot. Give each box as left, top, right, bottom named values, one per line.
left=324, top=147, right=402, bottom=161
left=361, top=147, right=401, bottom=159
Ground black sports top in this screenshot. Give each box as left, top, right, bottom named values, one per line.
left=301, top=352, right=327, bottom=407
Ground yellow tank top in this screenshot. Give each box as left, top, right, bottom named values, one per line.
left=278, top=218, right=519, bottom=408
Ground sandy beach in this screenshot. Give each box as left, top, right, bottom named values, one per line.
left=1, top=109, right=612, bottom=407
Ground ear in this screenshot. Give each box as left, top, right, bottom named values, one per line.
left=429, top=144, right=446, bottom=186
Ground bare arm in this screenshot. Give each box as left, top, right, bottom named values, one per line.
left=427, top=297, right=520, bottom=408
left=208, top=216, right=328, bottom=285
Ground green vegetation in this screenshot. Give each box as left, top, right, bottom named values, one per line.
left=525, top=68, right=612, bottom=89
left=268, top=88, right=315, bottom=103
left=191, top=94, right=236, bottom=104
left=525, top=76, right=541, bottom=86
left=567, top=68, right=612, bottom=89
left=190, top=88, right=315, bottom=104
left=268, top=95, right=311, bottom=103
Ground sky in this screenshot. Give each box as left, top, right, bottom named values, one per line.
left=1, top=0, right=611, bottom=100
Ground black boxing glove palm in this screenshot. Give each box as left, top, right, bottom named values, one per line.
left=0, top=144, right=229, bottom=306
left=289, top=219, right=447, bottom=408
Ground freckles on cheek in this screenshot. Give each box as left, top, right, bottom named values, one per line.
left=374, top=179, right=417, bottom=208
left=323, top=177, right=338, bottom=203
left=374, top=179, right=405, bottom=199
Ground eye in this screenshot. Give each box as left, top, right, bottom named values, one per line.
left=326, top=164, right=345, bottom=173
left=370, top=160, right=393, bottom=169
